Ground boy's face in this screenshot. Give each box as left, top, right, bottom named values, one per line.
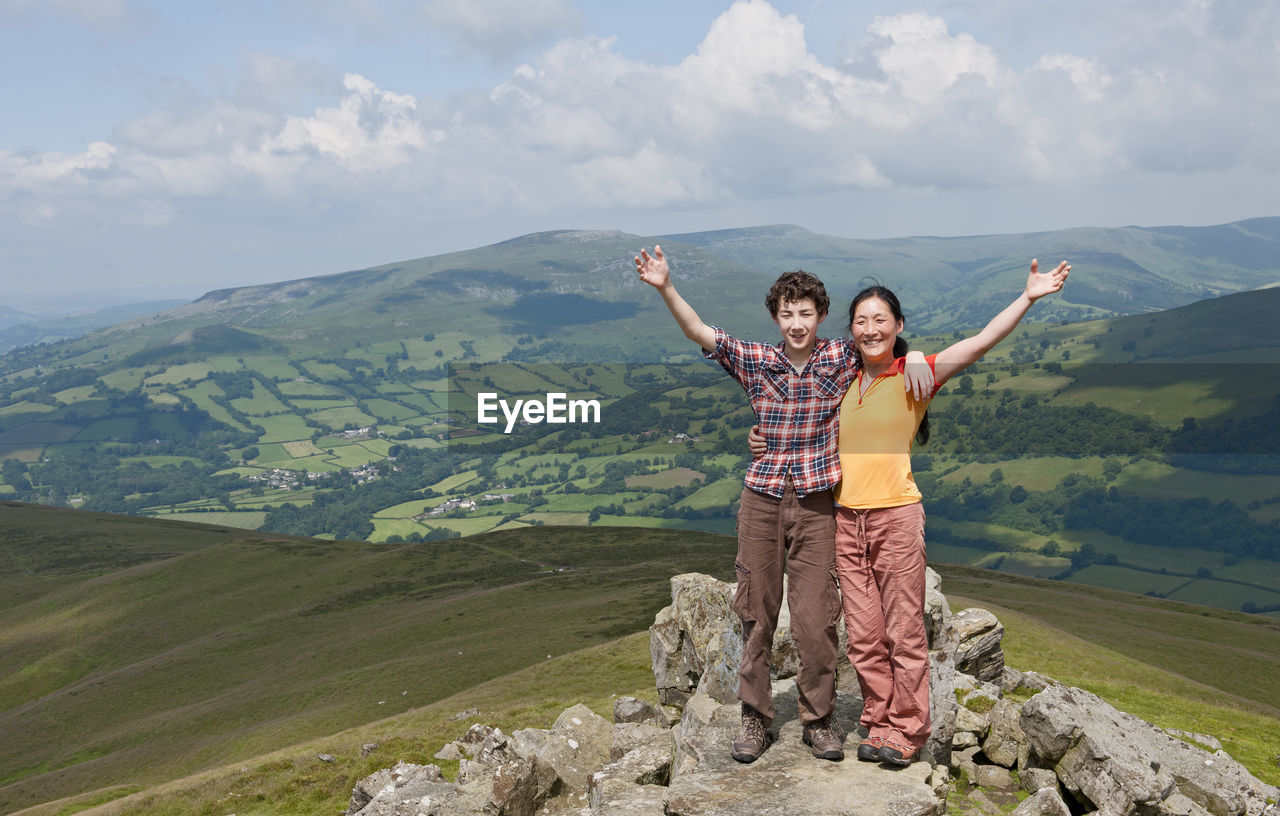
left=772, top=297, right=826, bottom=356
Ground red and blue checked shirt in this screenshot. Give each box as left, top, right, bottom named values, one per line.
left=705, top=327, right=859, bottom=498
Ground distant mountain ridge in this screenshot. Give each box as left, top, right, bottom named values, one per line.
left=3, top=217, right=1275, bottom=378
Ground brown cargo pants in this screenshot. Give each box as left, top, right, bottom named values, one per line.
left=732, top=479, right=840, bottom=725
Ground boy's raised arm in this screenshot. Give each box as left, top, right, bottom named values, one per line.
left=636, top=245, right=716, bottom=352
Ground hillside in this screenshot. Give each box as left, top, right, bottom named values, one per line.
left=0, top=220, right=1277, bottom=615
left=666, top=216, right=1280, bottom=330
left=0, top=300, right=188, bottom=355
left=2, top=513, right=1278, bottom=815
left=0, top=503, right=736, bottom=815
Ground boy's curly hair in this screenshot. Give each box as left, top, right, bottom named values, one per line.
left=765, top=270, right=829, bottom=317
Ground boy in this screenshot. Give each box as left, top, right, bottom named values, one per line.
left=635, top=245, right=929, bottom=763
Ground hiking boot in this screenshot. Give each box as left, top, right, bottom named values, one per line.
left=856, top=735, right=885, bottom=762
left=878, top=739, right=919, bottom=766
left=802, top=713, right=845, bottom=761
left=731, top=706, right=770, bottom=763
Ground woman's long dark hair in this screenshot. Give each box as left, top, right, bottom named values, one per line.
left=849, top=285, right=930, bottom=445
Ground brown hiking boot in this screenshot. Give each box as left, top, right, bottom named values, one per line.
left=731, top=706, right=770, bottom=763
left=802, top=713, right=845, bottom=761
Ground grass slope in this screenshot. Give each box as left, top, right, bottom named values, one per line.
left=4, top=509, right=1280, bottom=814
left=0, top=505, right=735, bottom=815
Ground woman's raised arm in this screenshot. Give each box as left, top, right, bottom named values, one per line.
left=932, top=259, right=1069, bottom=387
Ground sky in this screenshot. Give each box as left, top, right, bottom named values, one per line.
left=1, top=0, right=1276, bottom=306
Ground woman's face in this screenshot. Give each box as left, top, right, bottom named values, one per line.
left=850, top=296, right=903, bottom=365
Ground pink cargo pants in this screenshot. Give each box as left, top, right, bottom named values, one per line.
left=835, top=501, right=930, bottom=748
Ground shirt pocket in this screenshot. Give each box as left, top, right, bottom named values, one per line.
left=812, top=368, right=845, bottom=399
left=758, top=365, right=790, bottom=402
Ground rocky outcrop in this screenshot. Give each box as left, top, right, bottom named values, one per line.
left=1021, top=685, right=1279, bottom=816
left=952, top=607, right=1005, bottom=683
left=650, top=569, right=962, bottom=763
left=348, top=571, right=1280, bottom=816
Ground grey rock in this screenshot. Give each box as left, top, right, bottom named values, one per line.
left=927, top=620, right=959, bottom=764
left=1020, top=671, right=1054, bottom=691
left=1001, top=666, right=1027, bottom=693
left=664, top=680, right=940, bottom=816
left=593, top=783, right=668, bottom=815
left=535, top=703, right=614, bottom=793
left=472, top=727, right=517, bottom=769
left=589, top=741, right=674, bottom=809
left=455, top=723, right=496, bottom=758
left=433, top=742, right=463, bottom=761
left=924, top=567, right=951, bottom=649
left=657, top=704, right=682, bottom=727
left=1155, top=790, right=1215, bottom=816
left=650, top=601, right=699, bottom=709
left=953, top=672, right=977, bottom=695
left=1021, top=767, right=1059, bottom=793
left=694, top=628, right=742, bottom=705
left=671, top=687, right=739, bottom=779
left=981, top=699, right=1025, bottom=768
left=950, top=744, right=980, bottom=768
left=974, top=763, right=1016, bottom=790
left=614, top=696, right=659, bottom=724
left=1022, top=685, right=1280, bottom=816
left=1010, top=787, right=1072, bottom=816
left=317, top=752, right=335, bottom=763
left=953, top=607, right=1005, bottom=682
left=954, top=705, right=988, bottom=736
left=450, top=707, right=479, bottom=721
left=924, top=567, right=959, bottom=765
left=508, top=727, right=549, bottom=762
left=611, top=721, right=671, bottom=760
left=360, top=742, right=380, bottom=757
left=672, top=573, right=738, bottom=673
left=1164, top=728, right=1223, bottom=752
left=464, top=757, right=557, bottom=816
left=650, top=574, right=739, bottom=709
left=347, top=761, right=453, bottom=816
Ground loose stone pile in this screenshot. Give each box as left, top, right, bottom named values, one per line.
left=346, top=571, right=1280, bottom=816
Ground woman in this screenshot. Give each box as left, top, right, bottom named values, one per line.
left=840, top=259, right=1068, bottom=765
left=750, top=258, right=1069, bottom=765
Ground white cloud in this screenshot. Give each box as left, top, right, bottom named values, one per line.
left=424, top=0, right=580, bottom=61
left=258, top=74, right=431, bottom=173
left=0, top=141, right=116, bottom=189
left=1, top=0, right=1274, bottom=256
left=866, top=12, right=1006, bottom=107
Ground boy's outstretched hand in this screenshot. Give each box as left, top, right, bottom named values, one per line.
left=635, top=246, right=670, bottom=289
left=1027, top=259, right=1070, bottom=302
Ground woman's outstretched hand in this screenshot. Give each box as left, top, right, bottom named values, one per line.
left=1027, top=259, right=1070, bottom=302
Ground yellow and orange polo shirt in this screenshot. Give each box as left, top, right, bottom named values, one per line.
left=834, top=354, right=938, bottom=510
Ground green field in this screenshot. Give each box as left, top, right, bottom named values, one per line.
left=1066, top=563, right=1192, bottom=595
left=277, top=381, right=345, bottom=397
left=229, top=383, right=291, bottom=415
left=938, top=456, right=1104, bottom=491
left=253, top=413, right=314, bottom=444
left=308, top=405, right=377, bottom=430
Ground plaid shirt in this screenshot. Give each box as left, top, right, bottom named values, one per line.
left=705, top=327, right=859, bottom=498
